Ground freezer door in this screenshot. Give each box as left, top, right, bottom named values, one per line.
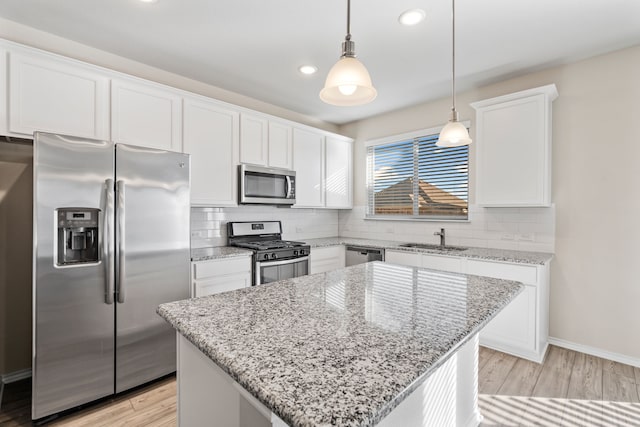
left=115, top=144, right=190, bottom=393
left=32, top=133, right=115, bottom=420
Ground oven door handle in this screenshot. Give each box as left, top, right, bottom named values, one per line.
left=257, top=256, right=309, bottom=268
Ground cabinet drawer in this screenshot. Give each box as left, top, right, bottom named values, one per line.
left=193, top=256, right=252, bottom=280
left=421, top=254, right=463, bottom=273
left=466, top=259, right=537, bottom=285
left=194, top=274, right=250, bottom=297
left=385, top=250, right=421, bottom=267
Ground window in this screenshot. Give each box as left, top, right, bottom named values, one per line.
left=366, top=127, right=469, bottom=220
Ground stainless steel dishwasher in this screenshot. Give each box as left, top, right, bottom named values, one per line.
left=345, top=246, right=385, bottom=266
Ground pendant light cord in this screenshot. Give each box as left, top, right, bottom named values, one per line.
left=451, top=0, right=456, bottom=114
left=346, top=0, right=351, bottom=41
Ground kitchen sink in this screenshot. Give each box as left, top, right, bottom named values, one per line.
left=398, top=243, right=468, bottom=251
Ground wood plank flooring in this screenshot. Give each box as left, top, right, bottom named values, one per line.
left=479, top=345, right=640, bottom=426
left=1, top=345, right=640, bottom=426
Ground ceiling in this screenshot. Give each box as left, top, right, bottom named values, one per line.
left=1, top=0, right=639, bottom=125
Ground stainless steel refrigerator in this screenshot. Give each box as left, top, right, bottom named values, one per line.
left=32, top=132, right=190, bottom=420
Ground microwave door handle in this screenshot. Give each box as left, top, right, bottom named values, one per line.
left=285, top=176, right=292, bottom=198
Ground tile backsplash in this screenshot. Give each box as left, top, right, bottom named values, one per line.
left=338, top=204, right=555, bottom=253
left=192, top=204, right=554, bottom=253
left=191, top=206, right=340, bottom=248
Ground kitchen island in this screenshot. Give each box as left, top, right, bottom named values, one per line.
left=158, top=262, right=523, bottom=427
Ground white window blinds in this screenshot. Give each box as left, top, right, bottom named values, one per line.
left=366, top=132, right=468, bottom=220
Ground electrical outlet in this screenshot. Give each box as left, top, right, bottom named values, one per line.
left=517, top=233, right=535, bottom=242
left=500, top=233, right=515, bottom=240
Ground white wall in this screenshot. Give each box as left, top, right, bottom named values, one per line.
left=0, top=161, right=32, bottom=375
left=339, top=44, right=640, bottom=361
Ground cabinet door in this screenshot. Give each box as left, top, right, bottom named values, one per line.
left=268, top=121, right=293, bottom=169
left=239, top=113, right=268, bottom=166
left=480, top=284, right=537, bottom=352
left=293, top=128, right=325, bottom=207
left=325, top=138, right=352, bottom=208
left=8, top=52, right=109, bottom=139
left=183, top=97, right=239, bottom=206
left=472, top=85, right=557, bottom=207
left=309, top=246, right=345, bottom=274
left=384, top=250, right=421, bottom=267
left=111, top=78, right=182, bottom=151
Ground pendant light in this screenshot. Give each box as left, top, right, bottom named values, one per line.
left=437, top=0, right=472, bottom=147
left=319, top=0, right=377, bottom=106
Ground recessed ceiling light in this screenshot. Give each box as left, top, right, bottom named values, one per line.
left=398, top=9, right=426, bottom=26
left=298, top=65, right=318, bottom=75
left=139, top=0, right=158, bottom=3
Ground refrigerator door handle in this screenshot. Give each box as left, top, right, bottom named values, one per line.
left=104, top=179, right=115, bottom=304
left=116, top=180, right=126, bottom=304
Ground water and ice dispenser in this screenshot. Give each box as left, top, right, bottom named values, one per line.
left=56, top=208, right=100, bottom=266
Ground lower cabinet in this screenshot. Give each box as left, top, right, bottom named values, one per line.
left=385, top=249, right=549, bottom=363
left=192, top=256, right=252, bottom=298
left=309, top=246, right=345, bottom=275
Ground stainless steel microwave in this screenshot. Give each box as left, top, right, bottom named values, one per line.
left=239, top=164, right=296, bottom=205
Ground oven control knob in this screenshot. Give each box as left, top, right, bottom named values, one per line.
left=293, top=250, right=299, bottom=256
left=271, top=253, right=277, bottom=259
left=299, top=249, right=306, bottom=256
left=263, top=254, right=269, bottom=260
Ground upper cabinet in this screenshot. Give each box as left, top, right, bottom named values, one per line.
left=325, top=137, right=353, bottom=208
left=7, top=51, right=109, bottom=140
left=471, top=84, right=558, bottom=207
left=239, top=113, right=268, bottom=166
left=239, top=113, right=293, bottom=170
left=111, top=78, right=182, bottom=151
left=268, top=121, right=293, bottom=170
left=293, top=128, right=325, bottom=208
left=183, top=96, right=239, bottom=206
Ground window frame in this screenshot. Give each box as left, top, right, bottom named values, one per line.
left=365, top=123, right=470, bottom=222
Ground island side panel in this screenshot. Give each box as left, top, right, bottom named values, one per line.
left=177, top=334, right=271, bottom=427
left=377, top=334, right=481, bottom=427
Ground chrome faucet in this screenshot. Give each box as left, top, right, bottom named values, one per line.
left=434, top=228, right=445, bottom=247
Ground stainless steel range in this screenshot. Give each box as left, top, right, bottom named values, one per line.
left=227, top=221, right=309, bottom=285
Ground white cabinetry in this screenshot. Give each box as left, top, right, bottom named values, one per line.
left=309, top=245, right=346, bottom=274
left=239, top=113, right=268, bottom=166
left=8, top=51, right=109, bottom=139
left=191, top=256, right=252, bottom=298
left=240, top=113, right=293, bottom=170
left=384, top=249, right=549, bottom=362
left=268, top=121, right=293, bottom=169
left=293, top=128, right=325, bottom=208
left=325, top=137, right=352, bottom=208
left=471, top=84, right=558, bottom=207
left=183, top=97, right=239, bottom=206
left=111, top=78, right=182, bottom=151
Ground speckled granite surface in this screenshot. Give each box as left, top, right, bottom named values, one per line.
left=304, top=237, right=553, bottom=265
left=158, top=261, right=523, bottom=427
left=191, top=246, right=253, bottom=261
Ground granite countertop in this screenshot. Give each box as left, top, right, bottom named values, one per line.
left=303, top=237, right=553, bottom=265
left=190, top=246, right=253, bottom=262
left=158, top=262, right=523, bottom=427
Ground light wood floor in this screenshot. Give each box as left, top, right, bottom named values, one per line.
left=1, top=345, right=639, bottom=426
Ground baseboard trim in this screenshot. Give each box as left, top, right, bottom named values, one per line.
left=1, top=368, right=32, bottom=384
left=549, top=337, right=640, bottom=368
